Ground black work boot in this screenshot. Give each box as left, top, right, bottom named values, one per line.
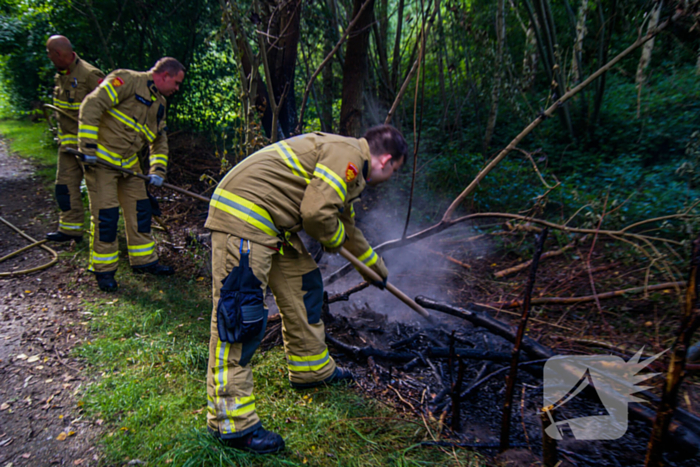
left=132, top=262, right=175, bottom=276
left=290, top=366, right=354, bottom=389
left=224, top=426, right=285, bottom=454
left=95, top=271, right=118, bottom=292
left=46, top=231, right=82, bottom=243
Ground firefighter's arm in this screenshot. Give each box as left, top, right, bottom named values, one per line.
left=148, top=120, right=169, bottom=178
left=338, top=204, right=389, bottom=284
left=300, top=180, right=346, bottom=251
left=78, top=72, right=133, bottom=156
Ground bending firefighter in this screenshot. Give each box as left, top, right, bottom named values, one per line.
left=45, top=35, right=104, bottom=243
left=205, top=125, right=407, bottom=453
left=77, top=57, right=185, bottom=291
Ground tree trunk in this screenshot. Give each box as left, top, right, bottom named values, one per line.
left=260, top=0, right=302, bottom=138
left=571, top=0, right=589, bottom=85
left=636, top=1, right=663, bottom=119
left=483, top=0, right=505, bottom=151
left=339, top=0, right=376, bottom=136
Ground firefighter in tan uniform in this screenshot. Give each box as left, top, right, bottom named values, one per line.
left=205, top=125, right=407, bottom=453
left=45, top=36, right=104, bottom=243
left=77, top=57, right=185, bottom=292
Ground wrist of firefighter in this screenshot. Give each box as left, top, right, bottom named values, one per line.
left=370, top=258, right=389, bottom=289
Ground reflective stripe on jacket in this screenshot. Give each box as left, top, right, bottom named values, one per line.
left=78, top=69, right=169, bottom=177
left=53, top=54, right=104, bottom=147
left=205, top=133, right=376, bottom=261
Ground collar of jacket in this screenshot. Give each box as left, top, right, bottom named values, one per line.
left=59, top=53, right=80, bottom=75
left=358, top=137, right=371, bottom=181
left=146, top=74, right=161, bottom=98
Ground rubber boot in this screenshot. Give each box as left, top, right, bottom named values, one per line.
left=46, top=231, right=82, bottom=243
left=132, top=261, right=175, bottom=276
left=95, top=271, right=118, bottom=292
left=290, top=366, right=354, bottom=389
left=224, top=426, right=285, bottom=454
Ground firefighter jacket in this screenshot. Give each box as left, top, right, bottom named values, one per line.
left=78, top=69, right=169, bottom=177
left=52, top=54, right=104, bottom=148
left=205, top=132, right=387, bottom=277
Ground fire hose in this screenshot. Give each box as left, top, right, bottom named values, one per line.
left=65, top=148, right=429, bottom=318
left=0, top=216, right=59, bottom=277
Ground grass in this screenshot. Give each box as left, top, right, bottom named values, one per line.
left=1, top=117, right=486, bottom=466
left=0, top=118, right=59, bottom=183
left=74, top=270, right=485, bottom=466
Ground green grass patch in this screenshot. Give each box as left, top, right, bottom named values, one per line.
left=0, top=118, right=58, bottom=183
left=75, top=272, right=484, bottom=466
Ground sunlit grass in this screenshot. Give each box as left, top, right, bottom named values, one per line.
left=0, top=118, right=58, bottom=182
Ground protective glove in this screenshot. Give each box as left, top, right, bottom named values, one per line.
left=80, top=153, right=97, bottom=165
left=360, top=256, right=388, bottom=290
left=148, top=174, right=164, bottom=187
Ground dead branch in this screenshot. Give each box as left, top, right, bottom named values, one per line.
left=645, top=234, right=700, bottom=466
left=500, top=228, right=548, bottom=452
left=494, top=235, right=583, bottom=278
left=428, top=249, right=471, bottom=269
left=486, top=281, right=687, bottom=308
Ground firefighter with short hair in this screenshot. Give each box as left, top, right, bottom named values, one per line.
left=205, top=125, right=407, bottom=453
left=45, top=35, right=104, bottom=243
left=78, top=57, right=185, bottom=292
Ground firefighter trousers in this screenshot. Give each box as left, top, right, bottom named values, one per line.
left=54, top=147, right=85, bottom=236
left=207, top=231, right=335, bottom=439
left=84, top=164, right=158, bottom=273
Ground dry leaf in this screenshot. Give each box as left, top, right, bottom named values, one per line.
left=27, top=355, right=40, bottom=363
left=1, top=403, right=10, bottom=411
left=21, top=453, right=31, bottom=459
left=15, top=354, right=28, bottom=360
left=74, top=459, right=85, bottom=465
left=57, top=432, right=68, bottom=441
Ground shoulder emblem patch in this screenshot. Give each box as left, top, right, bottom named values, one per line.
left=346, top=162, right=359, bottom=182
left=111, top=77, right=124, bottom=88
left=97, top=78, right=104, bottom=85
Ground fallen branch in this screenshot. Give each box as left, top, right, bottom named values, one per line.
left=325, top=334, right=513, bottom=363
left=494, top=235, right=583, bottom=278
left=484, top=281, right=686, bottom=308
left=428, top=249, right=471, bottom=269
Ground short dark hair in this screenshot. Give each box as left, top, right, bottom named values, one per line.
left=152, top=57, right=185, bottom=76
left=363, top=125, right=408, bottom=163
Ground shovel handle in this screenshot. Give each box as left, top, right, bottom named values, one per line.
left=65, top=148, right=210, bottom=203
left=339, top=247, right=429, bottom=318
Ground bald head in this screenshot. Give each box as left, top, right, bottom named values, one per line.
left=46, top=35, right=75, bottom=70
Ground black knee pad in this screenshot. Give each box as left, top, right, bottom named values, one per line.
left=136, top=199, right=152, bottom=233
left=98, top=207, right=119, bottom=243
left=55, top=184, right=71, bottom=211
left=302, top=268, right=324, bottom=325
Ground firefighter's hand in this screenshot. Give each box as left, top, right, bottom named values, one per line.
left=322, top=245, right=342, bottom=254
left=148, top=174, right=164, bottom=187
left=362, top=257, right=388, bottom=289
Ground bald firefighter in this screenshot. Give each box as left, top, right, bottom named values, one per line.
left=77, top=57, right=185, bottom=292
left=205, top=125, right=407, bottom=453
left=45, top=35, right=104, bottom=243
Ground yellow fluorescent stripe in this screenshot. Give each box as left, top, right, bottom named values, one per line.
left=288, top=348, right=328, bottom=363
left=210, top=189, right=279, bottom=237
left=357, top=248, right=374, bottom=262
left=80, top=125, right=99, bottom=132
left=313, top=164, right=347, bottom=202
left=288, top=362, right=329, bottom=372
left=274, top=141, right=310, bottom=182
left=322, top=221, right=344, bottom=248
left=228, top=403, right=256, bottom=417
left=103, top=83, right=118, bottom=105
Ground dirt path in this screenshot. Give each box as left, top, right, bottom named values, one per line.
left=0, top=139, right=103, bottom=466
